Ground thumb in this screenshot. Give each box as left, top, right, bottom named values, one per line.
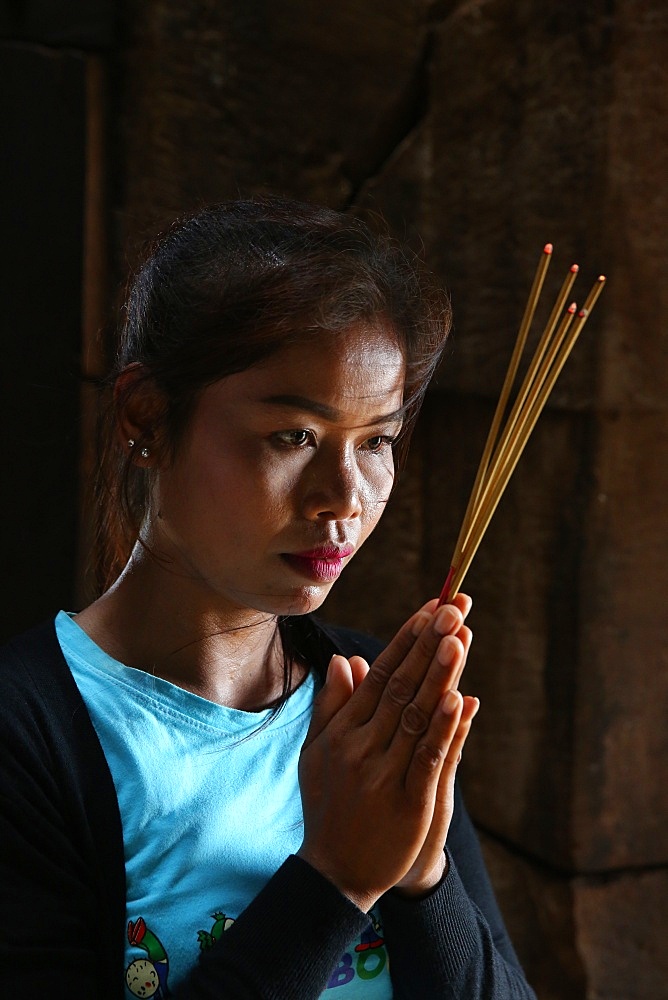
left=348, top=655, right=370, bottom=690
left=302, top=654, right=353, bottom=750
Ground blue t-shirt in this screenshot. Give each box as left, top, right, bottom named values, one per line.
left=56, top=612, right=392, bottom=998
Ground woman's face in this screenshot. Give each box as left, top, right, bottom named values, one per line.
left=147, top=324, right=406, bottom=617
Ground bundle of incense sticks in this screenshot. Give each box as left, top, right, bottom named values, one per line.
left=438, top=244, right=606, bottom=606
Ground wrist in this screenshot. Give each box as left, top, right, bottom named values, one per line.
left=296, top=847, right=380, bottom=913
left=393, top=852, right=448, bottom=899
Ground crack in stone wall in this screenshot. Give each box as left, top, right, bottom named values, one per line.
left=343, top=29, right=434, bottom=209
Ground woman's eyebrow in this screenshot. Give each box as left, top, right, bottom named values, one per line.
left=259, top=393, right=405, bottom=425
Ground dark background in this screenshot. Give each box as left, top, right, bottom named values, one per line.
left=2, top=2, right=667, bottom=997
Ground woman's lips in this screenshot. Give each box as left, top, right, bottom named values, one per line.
left=282, top=546, right=354, bottom=583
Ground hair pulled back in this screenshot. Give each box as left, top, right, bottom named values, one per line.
left=96, top=196, right=451, bottom=591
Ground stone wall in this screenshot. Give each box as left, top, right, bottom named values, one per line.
left=0, top=37, right=88, bottom=639
left=111, top=1, right=668, bottom=995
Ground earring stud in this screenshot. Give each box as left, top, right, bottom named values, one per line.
left=128, top=439, right=135, bottom=449
left=140, top=446, right=150, bottom=459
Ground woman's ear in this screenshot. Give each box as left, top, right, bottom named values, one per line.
left=114, top=364, right=168, bottom=465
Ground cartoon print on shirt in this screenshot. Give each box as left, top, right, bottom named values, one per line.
left=326, top=912, right=388, bottom=988
left=355, top=913, right=384, bottom=953
left=125, top=958, right=160, bottom=999
left=124, top=907, right=386, bottom=995
left=126, top=918, right=170, bottom=998
left=197, top=911, right=236, bottom=952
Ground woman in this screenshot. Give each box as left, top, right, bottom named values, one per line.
left=0, top=198, right=536, bottom=998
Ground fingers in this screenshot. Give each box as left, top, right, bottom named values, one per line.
left=302, top=655, right=354, bottom=749
left=403, top=688, right=463, bottom=802
left=305, top=594, right=472, bottom=782
left=443, top=694, right=479, bottom=767
left=449, top=592, right=472, bottom=619
left=451, top=624, right=472, bottom=691
left=359, top=603, right=469, bottom=744
left=349, top=655, right=370, bottom=690
left=422, top=694, right=479, bottom=842
left=343, top=598, right=438, bottom=722
left=404, top=692, right=479, bottom=806
left=386, top=630, right=467, bottom=771
left=443, top=593, right=472, bottom=691
left=349, top=601, right=466, bottom=728
left=395, top=694, right=480, bottom=895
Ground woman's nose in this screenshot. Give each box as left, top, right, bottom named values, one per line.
left=301, top=454, right=364, bottom=521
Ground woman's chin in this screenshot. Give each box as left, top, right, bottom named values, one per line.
left=256, top=583, right=333, bottom=618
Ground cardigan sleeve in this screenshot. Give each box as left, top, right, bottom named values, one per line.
left=377, top=786, right=536, bottom=999
left=180, top=856, right=370, bottom=998
left=315, top=619, right=536, bottom=999
left=0, top=631, right=125, bottom=998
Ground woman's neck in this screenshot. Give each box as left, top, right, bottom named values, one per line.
left=75, top=551, right=299, bottom=711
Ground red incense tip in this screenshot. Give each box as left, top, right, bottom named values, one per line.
left=543, top=243, right=553, bottom=254
left=437, top=565, right=457, bottom=606
left=578, top=308, right=589, bottom=318
left=570, top=264, right=579, bottom=273
left=567, top=302, right=577, bottom=313
left=598, top=274, right=606, bottom=282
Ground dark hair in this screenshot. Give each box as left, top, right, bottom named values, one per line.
left=96, top=195, right=451, bottom=607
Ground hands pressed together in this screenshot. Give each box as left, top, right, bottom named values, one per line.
left=298, top=596, right=478, bottom=913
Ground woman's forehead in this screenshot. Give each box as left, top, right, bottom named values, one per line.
left=204, top=325, right=406, bottom=419
left=254, top=326, right=403, bottom=391
left=264, top=322, right=404, bottom=372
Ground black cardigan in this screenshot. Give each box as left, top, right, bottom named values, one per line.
left=0, top=617, right=536, bottom=999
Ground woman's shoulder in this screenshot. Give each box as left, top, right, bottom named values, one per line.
left=0, top=617, right=71, bottom=691
left=1, top=618, right=59, bottom=690
left=0, top=616, right=120, bottom=831
left=287, top=614, right=386, bottom=671
left=316, top=619, right=386, bottom=660
left=0, top=617, right=89, bottom=749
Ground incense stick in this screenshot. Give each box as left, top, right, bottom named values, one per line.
left=485, top=265, right=580, bottom=485
left=451, top=244, right=554, bottom=569
left=438, top=253, right=606, bottom=606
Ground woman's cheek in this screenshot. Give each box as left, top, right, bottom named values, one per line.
left=360, top=473, right=394, bottom=529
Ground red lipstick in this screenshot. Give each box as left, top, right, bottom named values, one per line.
left=282, top=545, right=354, bottom=583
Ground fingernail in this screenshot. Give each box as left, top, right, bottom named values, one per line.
left=442, top=690, right=460, bottom=714
left=411, top=611, right=432, bottom=636
left=437, top=636, right=457, bottom=667
left=433, top=605, right=460, bottom=636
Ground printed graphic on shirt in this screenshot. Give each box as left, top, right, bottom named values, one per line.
left=126, top=918, right=170, bottom=998
left=193, top=906, right=389, bottom=992
left=197, top=911, right=236, bottom=952
left=355, top=914, right=385, bottom=953
left=125, top=907, right=389, bottom=997
left=326, top=914, right=388, bottom=990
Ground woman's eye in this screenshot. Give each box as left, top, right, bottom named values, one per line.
left=363, top=435, right=394, bottom=453
left=273, top=429, right=313, bottom=447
